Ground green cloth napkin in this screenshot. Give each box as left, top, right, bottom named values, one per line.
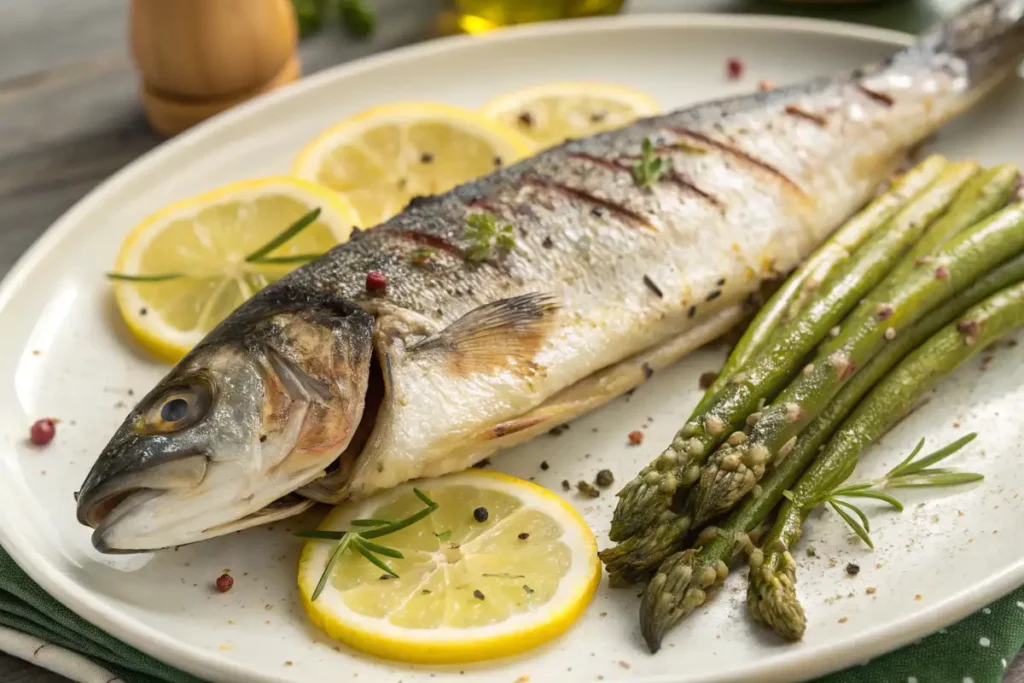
left=0, top=549, right=202, bottom=683
left=3, top=545, right=1022, bottom=682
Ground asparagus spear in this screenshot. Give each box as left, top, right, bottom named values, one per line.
left=900, top=164, right=1019, bottom=263
left=638, top=250, right=1024, bottom=651
left=692, top=200, right=1024, bottom=525
left=608, top=161, right=976, bottom=543
left=747, top=279, right=1024, bottom=640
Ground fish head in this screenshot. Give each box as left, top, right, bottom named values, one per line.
left=76, top=292, right=375, bottom=553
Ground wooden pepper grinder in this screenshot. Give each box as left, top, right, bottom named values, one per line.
left=130, top=0, right=302, bottom=136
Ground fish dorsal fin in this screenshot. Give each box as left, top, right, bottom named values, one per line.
left=409, top=293, right=559, bottom=376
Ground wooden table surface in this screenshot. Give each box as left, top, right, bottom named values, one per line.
left=1, top=0, right=1021, bottom=681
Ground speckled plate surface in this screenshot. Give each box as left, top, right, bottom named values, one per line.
left=1, top=14, right=1023, bottom=683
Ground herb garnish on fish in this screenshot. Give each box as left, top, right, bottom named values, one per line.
left=464, top=212, right=515, bottom=262
left=631, top=138, right=667, bottom=189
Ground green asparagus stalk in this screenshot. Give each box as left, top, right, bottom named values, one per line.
left=900, top=164, right=1019, bottom=263
left=608, top=161, right=977, bottom=543
left=637, top=250, right=1024, bottom=651
left=747, top=279, right=1024, bottom=640
left=691, top=200, right=1024, bottom=525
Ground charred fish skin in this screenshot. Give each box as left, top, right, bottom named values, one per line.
left=77, top=0, right=1024, bottom=552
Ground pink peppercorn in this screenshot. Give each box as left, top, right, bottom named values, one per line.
left=366, top=271, right=388, bottom=293
left=726, top=58, right=744, bottom=80
left=215, top=573, right=234, bottom=593
left=30, top=418, right=55, bottom=446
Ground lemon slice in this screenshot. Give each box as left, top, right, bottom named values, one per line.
left=481, top=81, right=661, bottom=149
left=291, top=103, right=535, bottom=228
left=111, top=177, right=358, bottom=363
left=298, top=470, right=600, bottom=664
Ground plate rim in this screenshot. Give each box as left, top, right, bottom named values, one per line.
left=6, top=12, right=1012, bottom=683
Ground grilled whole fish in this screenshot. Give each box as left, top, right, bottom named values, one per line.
left=77, top=0, right=1024, bottom=552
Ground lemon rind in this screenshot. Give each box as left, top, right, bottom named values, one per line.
left=298, top=470, right=601, bottom=664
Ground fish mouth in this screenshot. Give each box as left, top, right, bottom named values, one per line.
left=90, top=491, right=313, bottom=554
left=76, top=454, right=210, bottom=529
left=81, top=452, right=316, bottom=553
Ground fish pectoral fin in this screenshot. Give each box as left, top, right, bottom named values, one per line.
left=408, top=292, right=560, bottom=376
left=263, top=343, right=333, bottom=403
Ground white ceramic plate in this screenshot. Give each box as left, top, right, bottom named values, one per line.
left=2, top=14, right=1023, bottom=683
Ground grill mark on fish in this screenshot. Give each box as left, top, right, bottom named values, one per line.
left=666, top=126, right=806, bottom=197
left=468, top=198, right=503, bottom=214
left=567, top=152, right=632, bottom=174
left=397, top=229, right=463, bottom=257
left=523, top=175, right=655, bottom=229
left=661, top=170, right=725, bottom=210
left=856, top=84, right=895, bottom=107
left=490, top=415, right=549, bottom=439
left=784, top=104, right=828, bottom=127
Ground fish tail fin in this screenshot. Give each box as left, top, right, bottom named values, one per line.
left=917, top=0, right=1024, bottom=89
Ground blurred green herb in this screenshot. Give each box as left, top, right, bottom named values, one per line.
left=340, top=0, right=375, bottom=38
left=292, top=0, right=326, bottom=37
left=291, top=0, right=375, bottom=40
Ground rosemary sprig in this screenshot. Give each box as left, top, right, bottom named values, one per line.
left=295, top=488, right=439, bottom=601
left=244, top=207, right=322, bottom=263
left=105, top=272, right=184, bottom=282
left=464, top=213, right=515, bottom=262
left=632, top=137, right=668, bottom=190
left=793, top=433, right=981, bottom=549
left=247, top=253, right=323, bottom=266
left=105, top=207, right=324, bottom=282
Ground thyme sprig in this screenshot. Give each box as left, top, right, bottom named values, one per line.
left=632, top=138, right=669, bottom=190
left=295, top=488, right=439, bottom=601
left=105, top=207, right=324, bottom=282
left=464, top=212, right=515, bottom=262
left=788, top=433, right=981, bottom=549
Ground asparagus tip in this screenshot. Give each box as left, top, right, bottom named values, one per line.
left=747, top=551, right=807, bottom=641
left=640, top=550, right=707, bottom=652
left=610, top=464, right=681, bottom=541
left=692, top=441, right=768, bottom=525
left=599, top=511, right=694, bottom=580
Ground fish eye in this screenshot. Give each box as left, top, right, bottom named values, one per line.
left=138, top=380, right=213, bottom=435
left=161, top=398, right=190, bottom=423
